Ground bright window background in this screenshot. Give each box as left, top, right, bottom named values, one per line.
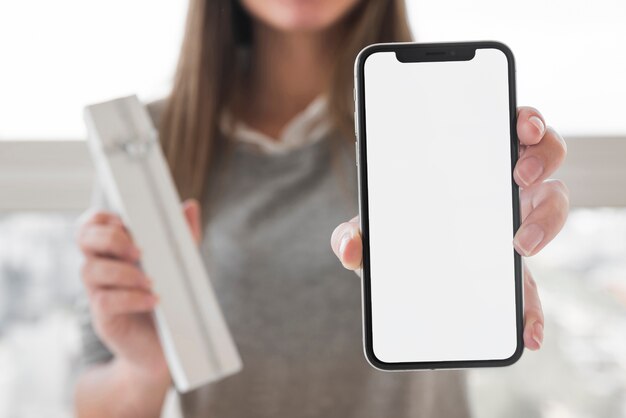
left=1, top=0, right=625, bottom=140
left=406, top=0, right=626, bottom=137
left=0, top=0, right=185, bottom=140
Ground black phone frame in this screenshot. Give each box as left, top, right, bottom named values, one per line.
left=354, top=41, right=524, bottom=371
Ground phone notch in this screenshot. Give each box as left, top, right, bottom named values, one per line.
left=395, top=46, right=476, bottom=63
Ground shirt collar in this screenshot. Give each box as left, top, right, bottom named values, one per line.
left=219, top=95, right=332, bottom=154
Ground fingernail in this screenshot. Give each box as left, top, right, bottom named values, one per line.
left=532, top=322, right=543, bottom=348
left=516, top=156, right=544, bottom=187
left=529, top=115, right=545, bottom=136
left=143, top=276, right=153, bottom=288
left=514, top=223, right=544, bottom=256
left=339, top=229, right=354, bottom=259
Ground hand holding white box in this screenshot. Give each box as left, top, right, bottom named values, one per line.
left=84, top=96, right=242, bottom=392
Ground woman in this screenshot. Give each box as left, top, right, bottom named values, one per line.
left=75, top=0, right=569, bottom=417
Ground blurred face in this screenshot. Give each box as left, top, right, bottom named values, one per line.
left=240, top=0, right=361, bottom=33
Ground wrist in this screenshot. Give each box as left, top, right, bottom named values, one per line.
left=111, top=357, right=171, bottom=417
left=76, top=358, right=171, bottom=418
left=114, top=356, right=171, bottom=390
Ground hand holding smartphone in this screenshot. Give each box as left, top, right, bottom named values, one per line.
left=355, top=42, right=523, bottom=370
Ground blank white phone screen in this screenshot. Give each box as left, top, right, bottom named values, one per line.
left=363, top=48, right=518, bottom=364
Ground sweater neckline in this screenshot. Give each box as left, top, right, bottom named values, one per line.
left=219, top=95, right=333, bottom=155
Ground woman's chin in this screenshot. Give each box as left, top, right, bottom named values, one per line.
left=243, top=0, right=359, bottom=34
left=276, top=19, right=337, bottom=33
left=264, top=11, right=342, bottom=33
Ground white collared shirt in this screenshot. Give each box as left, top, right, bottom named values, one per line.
left=219, top=95, right=333, bottom=154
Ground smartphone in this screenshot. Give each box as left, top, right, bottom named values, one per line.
left=354, top=41, right=523, bottom=370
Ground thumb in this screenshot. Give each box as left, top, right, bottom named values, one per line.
left=330, top=215, right=362, bottom=271
left=182, top=199, right=202, bottom=244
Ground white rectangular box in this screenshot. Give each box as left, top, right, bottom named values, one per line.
left=84, top=95, right=242, bottom=392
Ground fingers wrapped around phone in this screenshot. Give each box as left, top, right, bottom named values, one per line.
left=514, top=180, right=569, bottom=257
left=522, top=265, right=544, bottom=350
left=515, top=107, right=567, bottom=188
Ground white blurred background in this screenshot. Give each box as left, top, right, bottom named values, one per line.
left=0, top=0, right=625, bottom=417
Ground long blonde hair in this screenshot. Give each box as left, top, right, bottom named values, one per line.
left=160, top=0, right=413, bottom=200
